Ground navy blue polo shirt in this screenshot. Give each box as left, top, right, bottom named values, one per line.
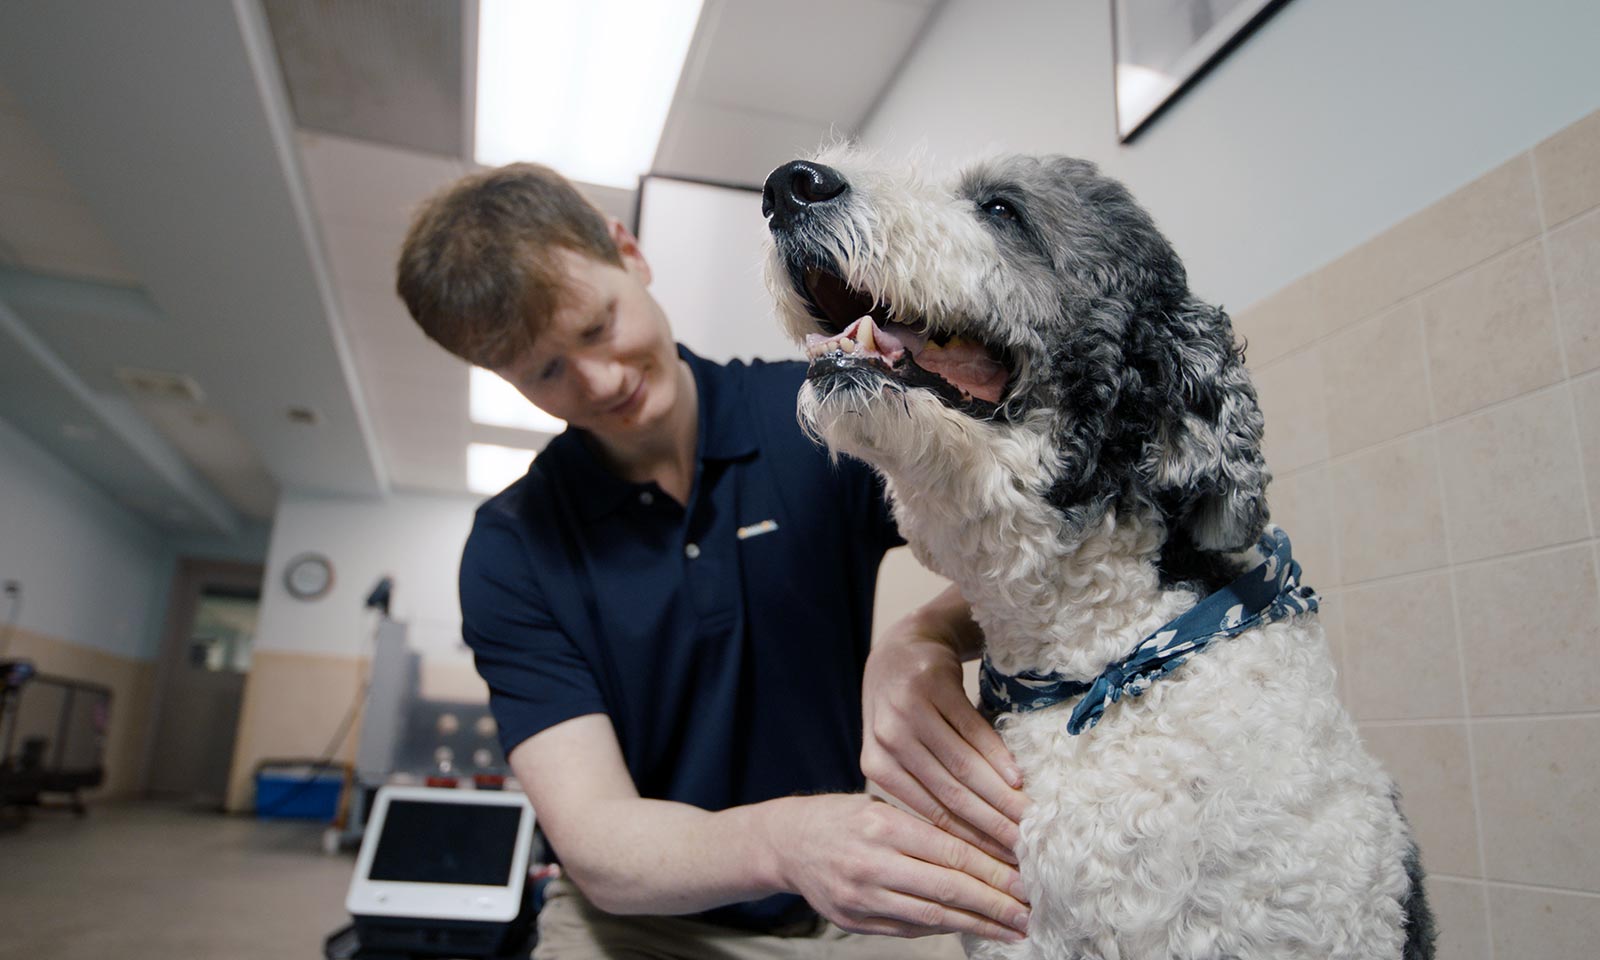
left=460, top=345, right=902, bottom=931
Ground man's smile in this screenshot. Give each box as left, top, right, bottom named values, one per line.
left=606, top=377, right=647, bottom=416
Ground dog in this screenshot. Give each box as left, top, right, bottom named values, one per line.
left=761, top=150, right=1435, bottom=960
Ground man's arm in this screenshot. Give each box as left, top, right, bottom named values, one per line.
left=860, top=583, right=1031, bottom=864
left=512, top=712, right=1028, bottom=941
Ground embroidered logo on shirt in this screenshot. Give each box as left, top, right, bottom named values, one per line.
left=736, top=519, right=780, bottom=540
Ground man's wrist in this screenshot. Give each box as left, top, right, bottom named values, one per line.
left=884, top=615, right=959, bottom=660
left=891, top=586, right=981, bottom=660
left=735, top=796, right=797, bottom=896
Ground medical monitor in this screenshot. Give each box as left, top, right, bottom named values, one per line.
left=346, top=785, right=535, bottom=924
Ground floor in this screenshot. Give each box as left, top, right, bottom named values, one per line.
left=0, top=801, right=356, bottom=960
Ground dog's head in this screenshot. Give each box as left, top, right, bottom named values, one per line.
left=762, top=149, right=1269, bottom=578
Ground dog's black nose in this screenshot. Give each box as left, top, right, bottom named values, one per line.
left=762, top=160, right=849, bottom=228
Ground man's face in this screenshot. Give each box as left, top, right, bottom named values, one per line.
left=497, top=246, right=681, bottom=440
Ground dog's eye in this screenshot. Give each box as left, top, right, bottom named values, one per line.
left=980, top=198, right=1021, bottom=222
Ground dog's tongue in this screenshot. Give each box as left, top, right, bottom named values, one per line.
left=913, top=337, right=1008, bottom=404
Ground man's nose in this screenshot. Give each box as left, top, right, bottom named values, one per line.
left=574, top=355, right=624, bottom=399
left=762, top=160, right=849, bottom=230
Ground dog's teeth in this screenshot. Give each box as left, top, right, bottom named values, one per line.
left=858, top=318, right=877, bottom=353
left=805, top=334, right=858, bottom=360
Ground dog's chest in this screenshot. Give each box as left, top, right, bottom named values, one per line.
left=984, top=620, right=1406, bottom=959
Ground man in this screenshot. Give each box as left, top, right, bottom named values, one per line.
left=396, top=163, right=1030, bottom=958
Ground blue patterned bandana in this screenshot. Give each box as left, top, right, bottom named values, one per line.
left=978, top=526, right=1319, bottom=735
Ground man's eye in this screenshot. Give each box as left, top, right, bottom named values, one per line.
left=981, top=198, right=1020, bottom=222
left=585, top=306, right=616, bottom=342
left=539, top=360, right=562, bottom=382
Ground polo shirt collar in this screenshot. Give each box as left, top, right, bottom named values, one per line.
left=679, top=344, right=758, bottom=462
left=554, top=344, right=758, bottom=520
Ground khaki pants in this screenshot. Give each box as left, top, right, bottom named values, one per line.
left=533, top=879, right=967, bottom=960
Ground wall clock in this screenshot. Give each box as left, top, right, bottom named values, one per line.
left=283, top=552, right=335, bottom=601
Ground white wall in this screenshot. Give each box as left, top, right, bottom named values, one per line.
left=0, top=414, right=170, bottom=660
left=254, top=489, right=482, bottom=664
left=862, top=0, right=1600, bottom=309
left=637, top=176, right=800, bottom=364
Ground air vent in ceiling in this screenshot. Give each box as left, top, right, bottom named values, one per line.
left=115, top=366, right=205, bottom=404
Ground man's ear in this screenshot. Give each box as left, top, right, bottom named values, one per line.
left=608, top=218, right=652, bottom=285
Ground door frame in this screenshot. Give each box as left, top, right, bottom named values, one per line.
left=138, top=557, right=264, bottom=798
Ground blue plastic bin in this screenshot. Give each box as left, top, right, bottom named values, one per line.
left=254, top=763, right=344, bottom=820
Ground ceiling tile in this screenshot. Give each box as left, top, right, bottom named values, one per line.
left=298, top=131, right=469, bottom=229
left=263, top=0, right=465, bottom=158
left=684, top=0, right=930, bottom=125
left=329, top=279, right=443, bottom=363
left=655, top=102, right=839, bottom=187
left=317, top=214, right=408, bottom=303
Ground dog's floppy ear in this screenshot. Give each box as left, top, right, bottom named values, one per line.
left=1035, top=156, right=1267, bottom=551
left=1041, top=296, right=1131, bottom=539
left=1140, top=297, right=1270, bottom=553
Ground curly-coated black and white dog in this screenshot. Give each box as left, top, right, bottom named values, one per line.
left=761, top=150, right=1435, bottom=960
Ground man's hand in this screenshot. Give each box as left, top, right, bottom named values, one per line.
left=862, top=586, right=1030, bottom=864
left=770, top=793, right=1029, bottom=942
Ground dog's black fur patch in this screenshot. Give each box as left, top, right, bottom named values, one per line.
left=1400, top=842, right=1438, bottom=959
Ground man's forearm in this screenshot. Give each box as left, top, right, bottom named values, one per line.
left=541, top=792, right=793, bottom=915
left=564, top=790, right=1031, bottom=941
left=510, top=718, right=1029, bottom=939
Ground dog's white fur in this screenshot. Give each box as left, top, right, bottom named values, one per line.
left=764, top=150, right=1424, bottom=959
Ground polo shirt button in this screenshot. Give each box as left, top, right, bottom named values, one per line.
left=639, top=491, right=654, bottom=506
left=684, top=543, right=701, bottom=559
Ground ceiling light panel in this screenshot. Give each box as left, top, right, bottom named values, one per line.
left=469, top=367, right=566, bottom=434
left=476, top=0, right=706, bottom=189
left=467, top=441, right=537, bottom=495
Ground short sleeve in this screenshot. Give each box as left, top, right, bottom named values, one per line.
left=459, top=511, right=607, bottom=757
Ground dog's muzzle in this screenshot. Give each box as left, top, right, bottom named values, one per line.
left=764, top=160, right=1014, bottom=416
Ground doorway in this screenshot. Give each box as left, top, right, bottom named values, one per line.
left=143, top=558, right=263, bottom=808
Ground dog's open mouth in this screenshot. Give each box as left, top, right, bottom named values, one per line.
left=798, top=268, right=1012, bottom=409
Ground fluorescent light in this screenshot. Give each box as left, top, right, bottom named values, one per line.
left=475, top=0, right=705, bottom=189
left=470, top=367, right=566, bottom=434
left=467, top=442, right=538, bottom=495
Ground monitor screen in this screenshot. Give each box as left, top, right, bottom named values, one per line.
left=367, top=799, right=523, bottom=886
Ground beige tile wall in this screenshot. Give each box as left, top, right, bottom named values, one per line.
left=224, top=649, right=367, bottom=812
left=223, top=651, right=492, bottom=813
left=1234, top=106, right=1600, bottom=955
